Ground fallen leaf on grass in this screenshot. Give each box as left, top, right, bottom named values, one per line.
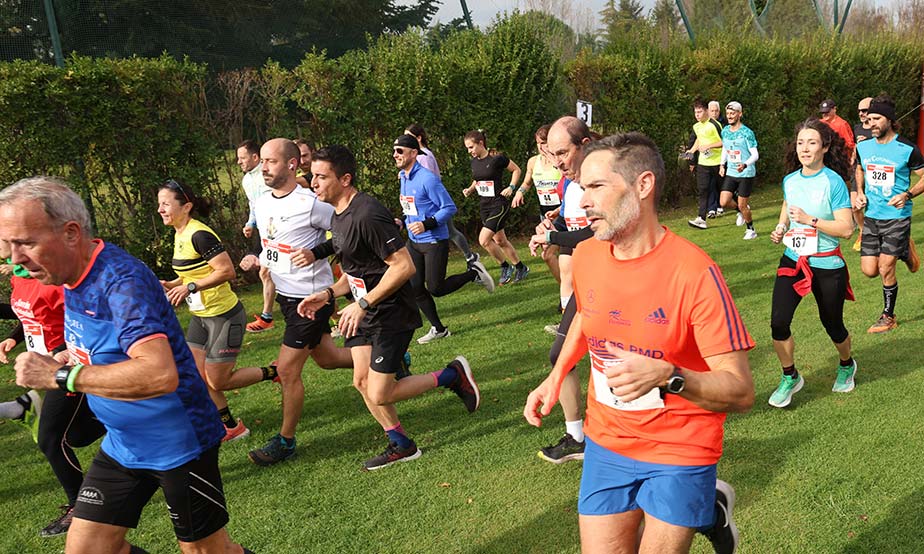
left=438, top=482, right=451, bottom=488
left=859, top=514, right=868, bottom=522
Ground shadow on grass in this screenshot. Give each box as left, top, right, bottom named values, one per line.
left=719, top=431, right=813, bottom=510
left=466, top=499, right=579, bottom=554
left=840, top=487, right=924, bottom=554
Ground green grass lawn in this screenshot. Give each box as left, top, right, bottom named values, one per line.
left=2, top=185, right=924, bottom=553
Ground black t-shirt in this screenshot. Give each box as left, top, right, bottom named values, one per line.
left=471, top=154, right=511, bottom=208
left=854, top=123, right=873, bottom=143
left=331, top=192, right=421, bottom=333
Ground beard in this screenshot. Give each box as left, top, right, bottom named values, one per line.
left=264, top=171, right=288, bottom=189
left=586, top=190, right=641, bottom=242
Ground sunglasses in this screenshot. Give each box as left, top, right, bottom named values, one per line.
left=394, top=147, right=409, bottom=155
left=164, top=179, right=191, bottom=204
left=858, top=109, right=868, bottom=113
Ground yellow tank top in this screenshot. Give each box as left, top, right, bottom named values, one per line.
left=172, top=219, right=238, bottom=317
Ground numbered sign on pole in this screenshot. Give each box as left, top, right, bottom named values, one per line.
left=576, top=100, right=593, bottom=127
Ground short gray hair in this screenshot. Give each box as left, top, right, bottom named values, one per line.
left=0, top=176, right=93, bottom=234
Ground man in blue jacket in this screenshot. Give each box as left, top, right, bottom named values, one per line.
left=394, top=134, right=494, bottom=344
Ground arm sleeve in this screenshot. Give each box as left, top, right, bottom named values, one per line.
left=6, top=322, right=23, bottom=344
left=311, top=239, right=335, bottom=260
left=743, top=147, right=759, bottom=167
left=909, top=145, right=924, bottom=171
left=690, top=264, right=755, bottom=359
left=549, top=226, right=594, bottom=248
left=189, top=231, right=225, bottom=261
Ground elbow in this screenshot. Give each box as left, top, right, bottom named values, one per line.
left=154, top=370, right=179, bottom=396
left=728, top=388, right=755, bottom=413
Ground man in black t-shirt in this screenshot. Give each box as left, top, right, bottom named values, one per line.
left=298, top=145, right=481, bottom=470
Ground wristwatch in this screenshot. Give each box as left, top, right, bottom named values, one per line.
left=55, top=365, right=72, bottom=392
left=187, top=282, right=198, bottom=293
left=357, top=297, right=371, bottom=310
left=664, top=367, right=685, bottom=394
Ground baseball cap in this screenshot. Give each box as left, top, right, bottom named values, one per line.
left=394, top=134, right=427, bottom=154
left=819, top=99, right=836, bottom=113
left=725, top=101, right=742, bottom=112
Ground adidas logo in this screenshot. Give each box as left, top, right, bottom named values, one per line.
left=645, top=307, right=669, bottom=325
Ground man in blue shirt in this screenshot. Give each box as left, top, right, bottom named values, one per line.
left=394, top=134, right=494, bottom=344
left=0, top=177, right=252, bottom=554
left=719, top=101, right=759, bottom=240
left=855, top=95, right=924, bottom=333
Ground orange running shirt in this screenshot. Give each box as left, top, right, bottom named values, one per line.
left=573, top=229, right=753, bottom=466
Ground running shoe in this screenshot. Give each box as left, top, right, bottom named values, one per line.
left=245, top=315, right=274, bottom=333
left=39, top=504, right=74, bottom=538
left=867, top=313, right=898, bottom=334
left=362, top=440, right=422, bottom=471
left=470, top=260, right=495, bottom=293
left=499, top=265, right=514, bottom=285
left=465, top=252, right=481, bottom=266
left=248, top=434, right=296, bottom=466
left=688, top=217, right=707, bottom=229
left=853, top=236, right=861, bottom=252
left=743, top=229, right=758, bottom=240
left=513, top=264, right=530, bottom=283
left=537, top=433, right=585, bottom=464
left=447, top=355, right=480, bottom=413
left=716, top=208, right=725, bottom=217
left=19, top=390, right=42, bottom=443
left=222, top=419, right=251, bottom=443
left=707, top=210, right=717, bottom=219
left=735, top=212, right=745, bottom=226
left=905, top=237, right=919, bottom=273
left=418, top=326, right=451, bottom=344
left=832, top=359, right=857, bottom=393
left=768, top=374, right=804, bottom=408
left=544, top=323, right=560, bottom=335
left=701, top=479, right=739, bottom=554
left=396, top=351, right=412, bottom=380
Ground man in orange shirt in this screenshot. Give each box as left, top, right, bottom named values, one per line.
left=524, top=132, right=755, bottom=554
left=820, top=99, right=856, bottom=153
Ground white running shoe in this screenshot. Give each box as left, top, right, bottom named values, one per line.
left=716, top=208, right=725, bottom=217
left=418, top=326, right=451, bottom=344
left=688, top=217, right=707, bottom=229
left=735, top=212, right=745, bottom=226
left=470, top=260, right=495, bottom=293
left=743, top=229, right=758, bottom=240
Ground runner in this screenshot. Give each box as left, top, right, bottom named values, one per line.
left=0, top=176, right=253, bottom=554
left=719, top=101, right=759, bottom=239
left=157, top=179, right=264, bottom=442
left=525, top=132, right=754, bottom=554
left=298, top=144, right=480, bottom=470
left=294, top=138, right=314, bottom=188
left=855, top=95, right=924, bottom=333
left=850, top=97, right=873, bottom=251
left=462, top=130, right=529, bottom=284
left=768, top=118, right=857, bottom=408
left=237, top=139, right=276, bottom=333
left=514, top=123, right=564, bottom=284
left=239, top=138, right=354, bottom=466
left=393, top=133, right=494, bottom=345
left=687, top=98, right=724, bottom=228
left=405, top=124, right=478, bottom=264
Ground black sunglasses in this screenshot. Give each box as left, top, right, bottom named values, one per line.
left=164, top=179, right=191, bottom=204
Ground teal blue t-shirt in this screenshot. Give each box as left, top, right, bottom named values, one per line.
left=856, top=134, right=924, bottom=220
left=721, top=124, right=758, bottom=178
left=782, top=167, right=851, bottom=269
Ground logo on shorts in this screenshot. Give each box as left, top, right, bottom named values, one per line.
left=375, top=356, right=384, bottom=363
left=77, top=487, right=105, bottom=506
left=644, top=307, right=669, bottom=325
left=608, top=310, right=631, bottom=326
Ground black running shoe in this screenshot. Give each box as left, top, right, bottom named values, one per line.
left=499, top=265, right=513, bottom=285
left=701, top=479, right=739, bottom=554
left=447, top=355, right=480, bottom=413
left=363, top=440, right=422, bottom=470
left=537, top=434, right=585, bottom=464
left=39, top=504, right=74, bottom=537
left=248, top=434, right=296, bottom=466
left=513, top=264, right=530, bottom=283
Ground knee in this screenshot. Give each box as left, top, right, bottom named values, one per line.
left=860, top=265, right=878, bottom=278
left=37, top=426, right=57, bottom=454
left=366, top=388, right=389, bottom=406
left=479, top=236, right=492, bottom=249
left=770, top=321, right=791, bottom=342
left=205, top=371, right=231, bottom=391
left=738, top=198, right=749, bottom=211
left=314, top=353, right=338, bottom=370
left=352, top=375, right=367, bottom=394
left=276, top=364, right=302, bottom=384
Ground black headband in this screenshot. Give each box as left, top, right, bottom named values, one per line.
left=867, top=101, right=896, bottom=121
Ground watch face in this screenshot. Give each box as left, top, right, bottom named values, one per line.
left=667, top=376, right=685, bottom=394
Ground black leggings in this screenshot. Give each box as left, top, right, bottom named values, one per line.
left=550, top=295, right=578, bottom=368
left=770, top=256, right=849, bottom=344
left=408, top=240, right=475, bottom=329
left=38, top=390, right=106, bottom=506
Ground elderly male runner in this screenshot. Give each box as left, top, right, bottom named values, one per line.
left=525, top=133, right=754, bottom=554
left=0, top=177, right=252, bottom=554
left=298, top=145, right=480, bottom=470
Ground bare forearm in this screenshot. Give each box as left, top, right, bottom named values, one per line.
left=680, top=366, right=754, bottom=413
left=73, top=359, right=179, bottom=401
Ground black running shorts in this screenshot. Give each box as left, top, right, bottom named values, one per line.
left=721, top=176, right=754, bottom=197
left=277, top=293, right=333, bottom=350
left=480, top=203, right=510, bottom=233
left=344, top=329, right=414, bottom=375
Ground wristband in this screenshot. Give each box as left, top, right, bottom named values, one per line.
left=775, top=223, right=787, bottom=231
left=66, top=363, right=84, bottom=393
left=324, top=287, right=334, bottom=302
left=810, top=217, right=818, bottom=228
left=545, top=230, right=552, bottom=244
left=508, top=184, right=516, bottom=191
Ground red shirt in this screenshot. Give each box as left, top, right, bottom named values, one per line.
left=822, top=114, right=856, bottom=153
left=572, top=230, right=753, bottom=466
left=10, top=276, right=65, bottom=354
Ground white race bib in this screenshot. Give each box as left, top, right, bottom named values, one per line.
left=399, top=195, right=418, bottom=216
left=783, top=227, right=819, bottom=256
left=185, top=291, right=206, bottom=312
left=347, top=273, right=368, bottom=301
left=727, top=149, right=742, bottom=163
left=590, top=354, right=665, bottom=411
left=866, top=163, right=896, bottom=196
left=565, top=216, right=589, bottom=231
left=23, top=322, right=48, bottom=355
left=475, top=180, right=495, bottom=197
left=535, top=183, right=560, bottom=206
left=262, top=239, right=293, bottom=273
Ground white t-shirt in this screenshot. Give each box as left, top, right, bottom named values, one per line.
left=242, top=164, right=271, bottom=226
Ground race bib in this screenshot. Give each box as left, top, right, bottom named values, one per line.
left=565, top=216, right=589, bottom=231
left=262, top=239, right=293, bottom=273
left=590, top=354, right=665, bottom=411
left=23, top=322, right=48, bottom=355
left=475, top=180, right=495, bottom=197
left=185, top=291, right=205, bottom=312
left=783, top=227, right=819, bottom=257
left=727, top=149, right=742, bottom=163
left=346, top=273, right=368, bottom=301
left=67, top=344, right=91, bottom=365
left=866, top=164, right=896, bottom=196
left=399, top=195, right=418, bottom=216
left=536, top=184, right=560, bottom=206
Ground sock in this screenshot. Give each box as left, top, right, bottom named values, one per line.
left=565, top=420, right=585, bottom=443
left=501, top=261, right=510, bottom=269
left=515, top=261, right=525, bottom=270
left=746, top=221, right=754, bottom=230
left=431, top=365, right=459, bottom=388
left=839, top=357, right=854, bottom=368
left=883, top=284, right=898, bottom=316
left=782, top=365, right=798, bottom=379
left=218, top=407, right=237, bottom=428
left=260, top=312, right=273, bottom=322
left=385, top=424, right=412, bottom=449
left=0, top=395, right=28, bottom=419
left=261, top=365, right=278, bottom=381
left=278, top=434, right=295, bottom=447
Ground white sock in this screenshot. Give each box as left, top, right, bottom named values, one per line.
left=0, top=397, right=26, bottom=419
left=560, top=297, right=570, bottom=311
left=565, top=420, right=584, bottom=443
